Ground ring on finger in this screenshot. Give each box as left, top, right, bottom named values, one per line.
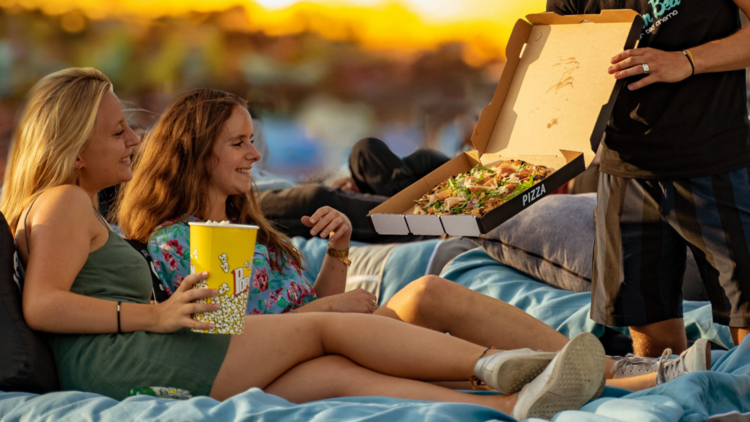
left=642, top=63, right=649, bottom=74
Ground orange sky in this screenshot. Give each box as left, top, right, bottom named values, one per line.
left=0, top=0, right=548, bottom=61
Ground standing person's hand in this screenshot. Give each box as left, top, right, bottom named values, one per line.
left=153, top=271, right=220, bottom=333
left=301, top=206, right=352, bottom=250
left=609, top=47, right=694, bottom=91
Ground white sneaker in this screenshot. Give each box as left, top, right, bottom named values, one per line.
left=511, top=332, right=606, bottom=421
left=473, top=349, right=557, bottom=394
left=610, top=339, right=710, bottom=385
left=655, top=338, right=710, bottom=385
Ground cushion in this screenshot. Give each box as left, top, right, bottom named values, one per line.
left=426, top=238, right=477, bottom=276
left=470, top=193, right=706, bottom=299
left=0, top=211, right=59, bottom=393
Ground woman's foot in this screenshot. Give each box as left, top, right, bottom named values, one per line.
left=474, top=349, right=557, bottom=394
left=511, top=332, right=606, bottom=421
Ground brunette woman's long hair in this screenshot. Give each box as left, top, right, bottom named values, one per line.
left=116, top=88, right=303, bottom=270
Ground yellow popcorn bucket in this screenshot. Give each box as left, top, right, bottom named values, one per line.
left=188, top=222, right=259, bottom=334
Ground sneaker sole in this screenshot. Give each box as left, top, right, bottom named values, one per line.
left=522, top=333, right=606, bottom=420
left=494, top=354, right=556, bottom=394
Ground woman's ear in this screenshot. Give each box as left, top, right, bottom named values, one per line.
left=74, top=155, right=84, bottom=170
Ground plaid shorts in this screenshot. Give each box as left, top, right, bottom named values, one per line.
left=591, top=168, right=750, bottom=328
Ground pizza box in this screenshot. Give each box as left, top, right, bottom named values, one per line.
left=367, top=10, right=643, bottom=237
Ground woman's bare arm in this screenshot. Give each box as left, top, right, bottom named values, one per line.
left=301, top=206, right=352, bottom=297
left=21, top=186, right=217, bottom=334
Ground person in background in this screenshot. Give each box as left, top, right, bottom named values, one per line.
left=253, top=130, right=448, bottom=243
left=333, top=137, right=450, bottom=196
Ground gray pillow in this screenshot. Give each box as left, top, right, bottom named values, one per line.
left=470, top=193, right=706, bottom=299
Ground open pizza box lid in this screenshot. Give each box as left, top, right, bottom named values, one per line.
left=368, top=10, right=643, bottom=237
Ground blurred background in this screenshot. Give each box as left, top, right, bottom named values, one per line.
left=0, top=1, right=747, bottom=183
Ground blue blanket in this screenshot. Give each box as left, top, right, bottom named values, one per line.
left=438, top=249, right=735, bottom=350
left=1, top=341, right=748, bottom=422
left=2, top=242, right=746, bottom=422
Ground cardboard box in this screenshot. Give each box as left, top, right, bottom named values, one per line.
left=367, top=10, right=643, bottom=237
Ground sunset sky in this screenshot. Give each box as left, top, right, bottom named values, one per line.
left=1, top=0, right=548, bottom=60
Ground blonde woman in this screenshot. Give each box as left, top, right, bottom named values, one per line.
left=2, top=67, right=606, bottom=421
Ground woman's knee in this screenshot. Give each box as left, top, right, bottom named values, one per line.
left=401, top=275, right=454, bottom=313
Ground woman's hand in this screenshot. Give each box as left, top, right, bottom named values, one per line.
left=327, top=289, right=379, bottom=314
left=301, top=206, right=352, bottom=250
left=153, top=271, right=220, bottom=333
left=609, top=47, right=694, bottom=91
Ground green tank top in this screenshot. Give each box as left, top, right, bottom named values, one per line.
left=43, top=230, right=231, bottom=400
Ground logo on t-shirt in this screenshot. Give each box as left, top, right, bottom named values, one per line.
left=640, top=0, right=681, bottom=38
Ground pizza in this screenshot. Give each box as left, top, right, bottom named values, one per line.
left=413, top=160, right=552, bottom=216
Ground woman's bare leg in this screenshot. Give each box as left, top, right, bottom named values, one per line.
left=373, top=275, right=570, bottom=351
left=210, top=312, right=493, bottom=401
left=264, top=354, right=518, bottom=413
left=374, top=276, right=656, bottom=390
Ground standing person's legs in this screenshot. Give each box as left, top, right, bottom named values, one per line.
left=591, top=174, right=690, bottom=357
left=668, top=169, right=750, bottom=346
left=349, top=137, right=449, bottom=197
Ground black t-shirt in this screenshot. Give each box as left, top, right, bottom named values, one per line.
left=547, top=0, right=750, bottom=179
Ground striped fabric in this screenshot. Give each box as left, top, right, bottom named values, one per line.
left=591, top=169, right=750, bottom=328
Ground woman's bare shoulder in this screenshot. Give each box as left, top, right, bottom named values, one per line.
left=28, top=185, right=95, bottom=225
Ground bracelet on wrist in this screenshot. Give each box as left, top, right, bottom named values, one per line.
left=326, top=244, right=351, bottom=266
left=682, top=50, right=695, bottom=77
left=116, top=301, right=123, bottom=334
left=327, top=243, right=350, bottom=253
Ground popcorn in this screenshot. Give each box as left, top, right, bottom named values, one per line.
left=191, top=280, right=248, bottom=335
left=218, top=253, right=230, bottom=273
left=188, top=221, right=259, bottom=335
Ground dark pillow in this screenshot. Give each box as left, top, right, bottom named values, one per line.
left=0, top=211, right=59, bottom=393
left=470, top=193, right=707, bottom=300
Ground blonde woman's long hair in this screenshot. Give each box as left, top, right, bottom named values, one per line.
left=116, top=88, right=304, bottom=271
left=0, top=68, right=111, bottom=235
